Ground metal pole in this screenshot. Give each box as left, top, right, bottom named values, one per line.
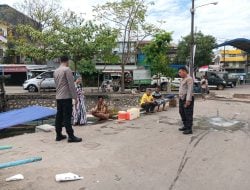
left=190, top=0, right=195, bottom=77
left=224, top=46, right=226, bottom=66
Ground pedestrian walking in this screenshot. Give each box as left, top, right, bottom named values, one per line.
left=54, top=55, right=82, bottom=143
left=73, top=77, right=87, bottom=126
left=200, top=75, right=208, bottom=100
left=178, top=67, right=194, bottom=135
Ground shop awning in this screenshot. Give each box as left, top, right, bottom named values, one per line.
left=4, top=66, right=27, bottom=72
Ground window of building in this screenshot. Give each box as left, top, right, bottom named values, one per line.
left=0, top=28, right=7, bottom=37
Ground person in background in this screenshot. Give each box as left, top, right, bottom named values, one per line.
left=73, top=77, right=87, bottom=126
left=240, top=75, right=244, bottom=85
left=91, top=96, right=110, bottom=120
left=152, top=86, right=166, bottom=111
left=140, top=88, right=157, bottom=113
left=54, top=55, right=82, bottom=143
left=178, top=67, right=194, bottom=135
left=200, top=75, right=208, bottom=100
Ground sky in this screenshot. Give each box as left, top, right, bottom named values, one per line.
left=1, top=0, right=250, bottom=45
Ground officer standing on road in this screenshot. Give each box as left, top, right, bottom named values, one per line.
left=54, top=55, right=82, bottom=143
left=178, top=67, right=194, bottom=135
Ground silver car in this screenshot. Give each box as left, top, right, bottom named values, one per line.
left=23, top=71, right=55, bottom=92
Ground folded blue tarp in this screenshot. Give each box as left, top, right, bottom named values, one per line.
left=0, top=106, right=56, bottom=130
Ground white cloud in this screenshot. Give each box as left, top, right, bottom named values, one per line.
left=1, top=0, right=250, bottom=45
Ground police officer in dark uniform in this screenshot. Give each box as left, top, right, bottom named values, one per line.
left=178, top=67, right=194, bottom=135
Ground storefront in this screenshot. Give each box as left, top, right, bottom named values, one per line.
left=2, top=65, right=27, bottom=85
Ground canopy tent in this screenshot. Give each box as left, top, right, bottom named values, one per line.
left=216, top=38, right=250, bottom=53
left=0, top=106, right=56, bottom=130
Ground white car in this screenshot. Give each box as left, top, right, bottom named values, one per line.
left=171, top=78, right=182, bottom=88
left=23, top=71, right=55, bottom=92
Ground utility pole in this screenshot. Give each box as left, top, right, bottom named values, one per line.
left=190, top=0, right=195, bottom=77
left=189, top=1, right=217, bottom=77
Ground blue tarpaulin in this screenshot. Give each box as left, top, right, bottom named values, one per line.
left=0, top=106, right=56, bottom=130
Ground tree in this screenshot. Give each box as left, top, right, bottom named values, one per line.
left=13, top=2, right=119, bottom=69
left=56, top=18, right=119, bottom=74
left=174, top=31, right=217, bottom=69
left=94, top=0, right=161, bottom=92
left=15, top=24, right=61, bottom=64
left=1, top=30, right=16, bottom=64
left=14, top=0, right=62, bottom=30
left=143, top=32, right=176, bottom=77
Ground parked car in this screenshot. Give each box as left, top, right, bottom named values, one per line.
left=196, top=71, right=227, bottom=90
left=151, top=75, right=171, bottom=91
left=215, top=71, right=237, bottom=88
left=23, top=71, right=55, bottom=92
left=171, top=78, right=182, bottom=90
left=205, top=72, right=227, bottom=90
left=23, top=70, right=80, bottom=92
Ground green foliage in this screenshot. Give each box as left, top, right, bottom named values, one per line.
left=15, top=24, right=61, bottom=63
left=2, top=39, right=16, bottom=64
left=143, top=32, right=173, bottom=76
left=14, top=0, right=62, bottom=30
left=93, top=0, right=161, bottom=92
left=12, top=1, right=119, bottom=74
left=175, top=32, right=217, bottom=68
left=56, top=20, right=119, bottom=73
left=75, top=59, right=97, bottom=75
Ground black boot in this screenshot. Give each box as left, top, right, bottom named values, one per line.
left=68, top=136, right=82, bottom=143
left=178, top=127, right=187, bottom=131
left=56, top=134, right=67, bottom=141
left=183, top=129, right=193, bottom=135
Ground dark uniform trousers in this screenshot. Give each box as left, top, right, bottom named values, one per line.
left=179, top=96, right=194, bottom=130
left=55, top=99, right=74, bottom=137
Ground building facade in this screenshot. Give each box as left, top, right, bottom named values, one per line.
left=0, top=21, right=8, bottom=62
left=0, top=4, right=40, bottom=64
left=219, top=49, right=249, bottom=78
left=95, top=41, right=138, bottom=73
left=95, top=41, right=178, bottom=73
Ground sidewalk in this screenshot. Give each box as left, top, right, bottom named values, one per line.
left=209, top=84, right=250, bottom=103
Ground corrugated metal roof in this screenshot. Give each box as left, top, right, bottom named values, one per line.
left=216, top=38, right=250, bottom=53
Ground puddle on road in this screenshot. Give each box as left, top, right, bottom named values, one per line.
left=193, top=116, right=249, bottom=131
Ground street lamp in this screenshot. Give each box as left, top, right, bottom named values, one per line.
left=190, top=1, right=218, bottom=77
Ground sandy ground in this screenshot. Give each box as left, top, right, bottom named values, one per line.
left=0, top=86, right=250, bottom=190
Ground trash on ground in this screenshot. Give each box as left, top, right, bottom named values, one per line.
left=0, top=145, right=12, bottom=150
left=35, top=124, right=55, bottom=132
left=6, top=174, right=24, bottom=182
left=55, top=173, right=84, bottom=182
left=0, top=157, right=42, bottom=169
